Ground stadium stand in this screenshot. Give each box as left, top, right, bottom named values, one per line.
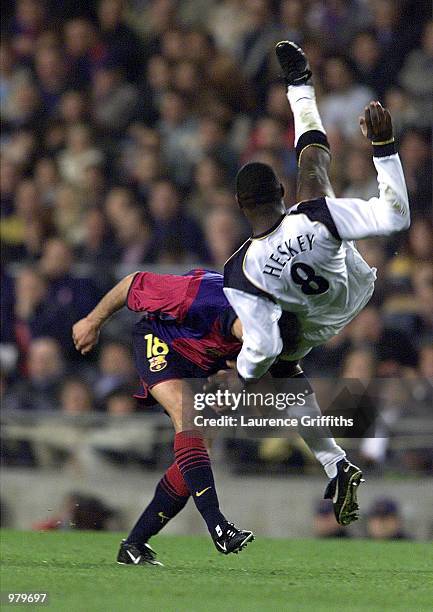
left=1, top=0, right=432, bottom=480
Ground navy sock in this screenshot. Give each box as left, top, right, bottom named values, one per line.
left=174, top=431, right=227, bottom=539
left=126, top=462, right=189, bottom=544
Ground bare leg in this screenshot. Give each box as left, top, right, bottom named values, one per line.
left=150, top=379, right=211, bottom=446
left=286, top=83, right=335, bottom=202
left=123, top=379, right=208, bottom=548
left=151, top=380, right=228, bottom=539
left=150, top=379, right=186, bottom=432
left=297, top=146, right=335, bottom=201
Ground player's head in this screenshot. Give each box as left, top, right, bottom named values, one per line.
left=235, top=162, right=284, bottom=215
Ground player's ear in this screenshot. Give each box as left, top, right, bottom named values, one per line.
left=235, top=194, right=242, bottom=209
left=280, top=183, right=285, bottom=198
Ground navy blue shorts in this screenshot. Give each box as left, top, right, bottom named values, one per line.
left=132, top=321, right=303, bottom=407
left=132, top=320, right=211, bottom=406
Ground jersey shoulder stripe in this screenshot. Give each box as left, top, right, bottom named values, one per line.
left=289, top=197, right=341, bottom=241
left=224, top=239, right=275, bottom=302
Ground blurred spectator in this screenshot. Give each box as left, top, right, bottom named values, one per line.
left=33, top=157, right=60, bottom=206
left=0, top=158, right=19, bottom=215
left=309, top=0, right=371, bottom=49
left=91, top=63, right=139, bottom=134
left=1, top=178, right=53, bottom=262
left=386, top=219, right=433, bottom=313
left=97, top=0, right=145, bottom=83
left=341, top=149, right=378, bottom=200
left=13, top=266, right=75, bottom=354
left=1, top=79, right=43, bottom=132
left=197, top=116, right=238, bottom=174
left=279, top=0, right=306, bottom=44
left=418, top=345, right=433, bottom=380
left=57, top=123, right=104, bottom=188
left=75, top=208, right=119, bottom=265
left=341, top=348, right=376, bottom=382
left=4, top=338, right=65, bottom=411
left=128, top=0, right=177, bottom=42
left=130, top=149, right=164, bottom=200
left=411, top=265, right=433, bottom=342
left=265, top=81, right=293, bottom=128
left=398, top=130, right=432, bottom=216
left=235, top=0, right=279, bottom=109
left=93, top=342, right=136, bottom=403
left=204, top=209, right=243, bottom=267
left=104, top=186, right=135, bottom=228
left=113, top=204, right=153, bottom=266
left=383, top=87, right=420, bottom=137
left=9, top=0, right=47, bottom=62
left=320, top=56, right=373, bottom=139
left=60, top=378, right=95, bottom=415
left=209, top=1, right=249, bottom=55
left=52, top=184, right=84, bottom=244
left=399, top=20, right=433, bottom=124
left=38, top=237, right=100, bottom=321
left=350, top=30, right=389, bottom=98
left=243, top=116, right=296, bottom=181
left=147, top=180, right=209, bottom=262
left=346, top=306, right=418, bottom=376
left=313, top=499, right=350, bottom=538
left=106, top=389, right=136, bottom=415
left=58, top=89, right=89, bottom=125
left=64, top=18, right=108, bottom=90
left=370, top=0, right=429, bottom=83
left=189, top=156, right=229, bottom=222
left=80, top=164, right=107, bottom=208
left=366, top=498, right=410, bottom=540
left=157, top=90, right=199, bottom=185
left=34, top=46, right=68, bottom=115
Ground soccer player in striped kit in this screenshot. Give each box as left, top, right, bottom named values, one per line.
left=73, top=268, right=254, bottom=564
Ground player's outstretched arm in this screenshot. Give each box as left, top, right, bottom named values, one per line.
left=326, top=101, right=410, bottom=241
left=72, top=272, right=137, bottom=354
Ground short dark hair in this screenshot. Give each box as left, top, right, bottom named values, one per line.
left=235, top=162, right=283, bottom=208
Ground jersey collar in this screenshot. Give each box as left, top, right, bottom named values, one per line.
left=252, top=214, right=286, bottom=240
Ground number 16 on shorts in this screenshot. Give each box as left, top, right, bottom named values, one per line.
left=144, top=333, right=169, bottom=372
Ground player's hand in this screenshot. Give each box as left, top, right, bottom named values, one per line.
left=204, top=368, right=243, bottom=395
left=359, top=101, right=393, bottom=142
left=72, top=317, right=100, bottom=355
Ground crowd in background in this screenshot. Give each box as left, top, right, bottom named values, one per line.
left=1, top=1, right=432, bottom=471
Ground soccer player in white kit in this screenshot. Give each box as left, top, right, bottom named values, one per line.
left=223, top=42, right=410, bottom=526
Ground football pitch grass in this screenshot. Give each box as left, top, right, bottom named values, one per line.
left=1, top=530, right=432, bottom=612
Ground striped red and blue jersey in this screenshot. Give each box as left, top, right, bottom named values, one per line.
left=127, top=269, right=241, bottom=371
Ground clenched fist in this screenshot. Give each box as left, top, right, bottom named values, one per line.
left=72, top=317, right=100, bottom=355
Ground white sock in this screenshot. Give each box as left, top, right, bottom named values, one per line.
left=288, top=393, right=346, bottom=479
left=287, top=84, right=326, bottom=145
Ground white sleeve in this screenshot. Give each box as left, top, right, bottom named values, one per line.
left=223, top=287, right=283, bottom=381
left=326, top=154, right=410, bottom=240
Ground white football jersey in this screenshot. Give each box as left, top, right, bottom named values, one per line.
left=224, top=153, right=410, bottom=380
